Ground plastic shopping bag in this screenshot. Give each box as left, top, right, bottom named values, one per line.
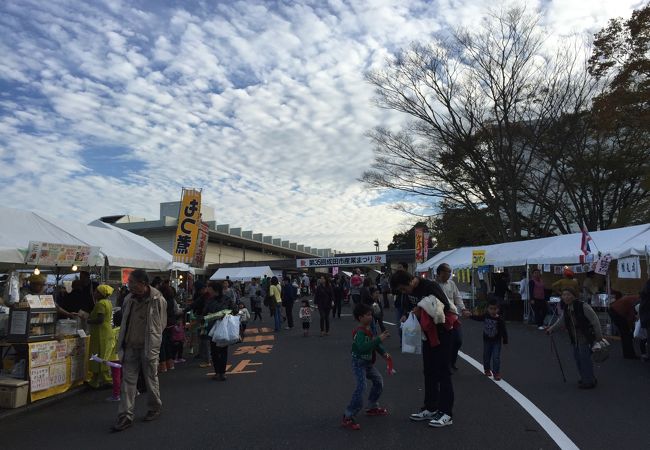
left=633, top=320, right=647, bottom=340
left=401, top=312, right=422, bottom=354
left=210, top=314, right=241, bottom=346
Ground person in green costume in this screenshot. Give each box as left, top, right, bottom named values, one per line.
left=88, top=283, right=115, bottom=388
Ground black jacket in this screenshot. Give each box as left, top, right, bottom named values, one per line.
left=472, top=313, right=508, bottom=344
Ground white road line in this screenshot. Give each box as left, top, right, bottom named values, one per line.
left=458, top=351, right=579, bottom=450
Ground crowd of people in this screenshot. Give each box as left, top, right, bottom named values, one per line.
left=12, top=262, right=648, bottom=434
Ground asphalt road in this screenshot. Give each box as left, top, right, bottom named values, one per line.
left=3, top=300, right=650, bottom=449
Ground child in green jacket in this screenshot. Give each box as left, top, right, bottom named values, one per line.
left=341, top=303, right=390, bottom=430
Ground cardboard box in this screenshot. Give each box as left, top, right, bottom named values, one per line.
left=0, top=377, right=29, bottom=408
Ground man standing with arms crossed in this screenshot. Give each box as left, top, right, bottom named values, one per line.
left=112, top=269, right=167, bottom=432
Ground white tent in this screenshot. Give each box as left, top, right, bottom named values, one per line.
left=210, top=266, right=274, bottom=282
left=418, top=223, right=650, bottom=270
left=0, top=206, right=178, bottom=271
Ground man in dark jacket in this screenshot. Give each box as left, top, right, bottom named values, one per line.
left=281, top=277, right=296, bottom=329
left=392, top=270, right=456, bottom=428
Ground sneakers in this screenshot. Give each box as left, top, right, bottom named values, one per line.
left=428, top=412, right=453, bottom=428
left=143, top=410, right=161, bottom=422
left=493, top=373, right=502, bottom=381
left=341, top=416, right=361, bottom=430
left=484, top=370, right=492, bottom=377
left=537, top=326, right=545, bottom=330
left=106, top=395, right=121, bottom=402
left=409, top=409, right=438, bottom=422
left=366, top=407, right=389, bottom=416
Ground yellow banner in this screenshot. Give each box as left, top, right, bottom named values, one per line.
left=173, top=189, right=202, bottom=263
left=28, top=336, right=89, bottom=402
left=472, top=250, right=486, bottom=268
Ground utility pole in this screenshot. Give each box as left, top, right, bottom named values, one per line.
left=373, top=239, right=379, bottom=252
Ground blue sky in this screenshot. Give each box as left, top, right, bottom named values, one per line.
left=0, top=0, right=641, bottom=252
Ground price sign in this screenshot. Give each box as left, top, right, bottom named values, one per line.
left=472, top=250, right=486, bottom=268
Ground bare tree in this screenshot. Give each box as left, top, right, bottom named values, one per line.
left=363, top=6, right=601, bottom=241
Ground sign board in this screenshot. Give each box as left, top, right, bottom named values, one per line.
left=25, top=294, right=56, bottom=309
left=617, top=256, right=641, bottom=279
left=593, top=254, right=612, bottom=276
left=296, top=254, right=386, bottom=268
left=25, top=242, right=99, bottom=266
left=173, top=189, right=202, bottom=263
left=472, top=250, right=486, bottom=268
left=28, top=336, right=89, bottom=401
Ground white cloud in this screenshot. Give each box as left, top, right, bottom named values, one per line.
left=0, top=0, right=641, bottom=252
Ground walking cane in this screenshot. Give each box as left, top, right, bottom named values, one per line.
left=549, top=334, right=567, bottom=383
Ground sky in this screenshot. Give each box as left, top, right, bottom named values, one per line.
left=0, top=0, right=642, bottom=253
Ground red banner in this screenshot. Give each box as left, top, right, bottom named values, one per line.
left=415, top=228, right=424, bottom=263
left=192, top=221, right=209, bottom=267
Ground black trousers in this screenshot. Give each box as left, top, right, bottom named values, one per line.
left=450, top=327, right=462, bottom=366
left=210, top=342, right=228, bottom=375
left=319, top=308, right=331, bottom=332
left=608, top=310, right=637, bottom=358
left=285, top=303, right=294, bottom=328
left=422, top=330, right=454, bottom=415
left=332, top=298, right=342, bottom=318
left=172, top=341, right=183, bottom=360
left=532, top=298, right=548, bottom=327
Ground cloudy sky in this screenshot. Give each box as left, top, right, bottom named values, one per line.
left=0, top=0, right=641, bottom=252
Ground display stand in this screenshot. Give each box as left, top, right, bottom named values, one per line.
left=7, top=295, right=57, bottom=343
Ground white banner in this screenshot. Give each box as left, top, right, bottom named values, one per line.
left=617, top=256, right=641, bottom=279
left=297, top=254, right=386, bottom=268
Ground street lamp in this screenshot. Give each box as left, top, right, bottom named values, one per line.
left=373, top=239, right=379, bottom=252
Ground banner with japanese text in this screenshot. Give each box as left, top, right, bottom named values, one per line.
left=297, top=254, right=386, bottom=268
left=472, top=250, right=486, bottom=268
left=423, top=232, right=430, bottom=262
left=173, top=189, right=202, bottom=263
left=415, top=228, right=424, bottom=263
left=191, top=221, right=209, bottom=267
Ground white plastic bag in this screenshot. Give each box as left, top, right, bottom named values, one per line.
left=633, top=320, right=647, bottom=340
left=210, top=314, right=241, bottom=346
left=401, top=312, right=422, bottom=354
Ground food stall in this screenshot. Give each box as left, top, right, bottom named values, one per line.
left=0, top=206, right=183, bottom=409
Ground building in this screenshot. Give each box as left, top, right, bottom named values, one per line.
left=100, top=202, right=335, bottom=275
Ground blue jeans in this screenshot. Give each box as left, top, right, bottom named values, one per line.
left=483, top=340, right=502, bottom=373
left=274, top=306, right=282, bottom=331
left=573, top=342, right=595, bottom=383
left=344, top=358, right=383, bottom=418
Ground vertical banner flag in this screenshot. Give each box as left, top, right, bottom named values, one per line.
left=173, top=188, right=202, bottom=263
left=423, top=232, right=430, bottom=262
left=580, top=224, right=592, bottom=264
left=415, top=227, right=424, bottom=264
left=191, top=221, right=209, bottom=267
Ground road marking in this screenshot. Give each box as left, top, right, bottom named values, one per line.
left=234, top=345, right=274, bottom=355
left=242, top=334, right=275, bottom=343
left=458, top=351, right=579, bottom=450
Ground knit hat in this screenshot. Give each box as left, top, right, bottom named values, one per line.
left=96, top=284, right=114, bottom=298
left=563, top=268, right=574, bottom=278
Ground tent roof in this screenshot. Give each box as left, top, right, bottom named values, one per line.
left=0, top=206, right=178, bottom=271
left=417, top=223, right=650, bottom=270
left=210, top=266, right=274, bottom=282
